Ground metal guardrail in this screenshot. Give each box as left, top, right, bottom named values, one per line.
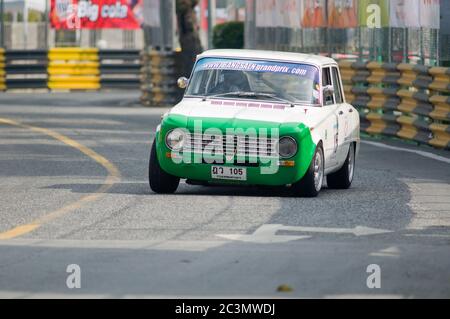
left=340, top=61, right=450, bottom=150
left=0, top=48, right=141, bottom=91
left=3, top=49, right=48, bottom=89
left=140, top=49, right=183, bottom=106
left=0, top=49, right=5, bottom=91
left=100, top=49, right=141, bottom=89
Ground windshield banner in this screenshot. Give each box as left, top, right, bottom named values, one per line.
left=196, top=58, right=319, bottom=81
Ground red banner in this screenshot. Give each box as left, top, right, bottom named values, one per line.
left=50, top=0, right=143, bottom=29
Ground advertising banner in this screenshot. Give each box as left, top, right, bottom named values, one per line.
left=389, top=0, right=420, bottom=28
left=277, top=0, right=302, bottom=28
left=253, top=0, right=441, bottom=29
left=50, top=0, right=144, bottom=29
left=255, top=0, right=276, bottom=27
left=328, top=0, right=358, bottom=28
left=441, top=0, right=450, bottom=35
left=302, top=0, right=327, bottom=28
left=419, top=0, right=440, bottom=29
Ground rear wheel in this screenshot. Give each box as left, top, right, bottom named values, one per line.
left=327, top=143, right=355, bottom=189
left=291, top=144, right=324, bottom=197
left=149, top=139, right=180, bottom=194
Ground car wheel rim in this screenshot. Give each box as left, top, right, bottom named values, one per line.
left=314, top=150, right=323, bottom=192
left=348, top=144, right=355, bottom=182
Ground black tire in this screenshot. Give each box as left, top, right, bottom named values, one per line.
left=291, top=144, right=324, bottom=197
left=327, top=143, right=355, bottom=189
left=149, top=139, right=180, bottom=194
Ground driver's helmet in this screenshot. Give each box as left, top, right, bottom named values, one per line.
left=221, top=70, right=250, bottom=91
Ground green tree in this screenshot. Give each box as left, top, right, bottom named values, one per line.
left=212, top=22, right=244, bottom=49
left=28, top=10, right=43, bottom=22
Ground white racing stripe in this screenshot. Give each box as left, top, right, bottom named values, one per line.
left=362, top=140, right=450, bottom=165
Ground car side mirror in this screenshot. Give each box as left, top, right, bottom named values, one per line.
left=323, top=85, right=334, bottom=96
left=323, top=85, right=335, bottom=105
left=323, top=85, right=334, bottom=105
left=177, top=77, right=189, bottom=89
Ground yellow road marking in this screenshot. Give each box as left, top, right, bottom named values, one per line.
left=0, top=117, right=121, bottom=239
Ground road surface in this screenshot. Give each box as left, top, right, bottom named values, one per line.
left=0, top=92, right=449, bottom=298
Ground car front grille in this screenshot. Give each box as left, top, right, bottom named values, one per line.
left=185, top=133, right=278, bottom=158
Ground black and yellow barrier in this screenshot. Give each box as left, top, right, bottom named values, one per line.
left=340, top=61, right=450, bottom=150
left=0, top=48, right=5, bottom=91
left=48, top=48, right=100, bottom=90
left=0, top=48, right=141, bottom=91
left=429, top=68, right=450, bottom=93
left=99, top=49, right=141, bottom=89
left=4, top=49, right=48, bottom=89
left=140, top=48, right=183, bottom=107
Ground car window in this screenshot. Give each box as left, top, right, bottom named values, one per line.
left=322, top=67, right=334, bottom=105
left=185, top=58, right=321, bottom=105
left=332, top=67, right=343, bottom=104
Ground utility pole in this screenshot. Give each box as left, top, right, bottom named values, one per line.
left=1, top=0, right=4, bottom=48
left=207, top=0, right=215, bottom=49
left=44, top=0, right=49, bottom=49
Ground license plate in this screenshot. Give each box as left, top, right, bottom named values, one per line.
left=211, top=166, right=247, bottom=181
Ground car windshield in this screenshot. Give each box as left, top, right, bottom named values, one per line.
left=185, top=57, right=320, bottom=105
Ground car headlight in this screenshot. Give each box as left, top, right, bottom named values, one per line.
left=165, top=129, right=186, bottom=151
left=278, top=136, right=297, bottom=158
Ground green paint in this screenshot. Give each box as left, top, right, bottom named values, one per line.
left=155, top=114, right=317, bottom=186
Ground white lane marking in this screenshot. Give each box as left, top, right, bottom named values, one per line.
left=362, top=140, right=450, bottom=164
left=217, top=224, right=310, bottom=244
left=369, top=246, right=401, bottom=257
left=281, top=225, right=392, bottom=236
left=217, top=224, right=392, bottom=243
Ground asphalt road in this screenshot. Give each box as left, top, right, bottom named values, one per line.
left=0, top=92, right=449, bottom=298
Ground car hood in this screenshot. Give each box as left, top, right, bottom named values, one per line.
left=167, top=98, right=331, bottom=130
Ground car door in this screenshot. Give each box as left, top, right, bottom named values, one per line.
left=331, top=66, right=350, bottom=164
left=321, top=67, right=339, bottom=168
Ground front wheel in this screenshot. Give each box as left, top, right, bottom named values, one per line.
left=149, top=139, right=180, bottom=194
left=327, top=143, right=355, bottom=189
left=291, top=144, right=324, bottom=197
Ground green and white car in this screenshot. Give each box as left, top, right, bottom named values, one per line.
left=149, top=49, right=360, bottom=197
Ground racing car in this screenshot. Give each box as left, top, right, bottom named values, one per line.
left=149, top=49, right=360, bottom=197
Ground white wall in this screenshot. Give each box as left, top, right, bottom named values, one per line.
left=3, top=23, right=144, bottom=49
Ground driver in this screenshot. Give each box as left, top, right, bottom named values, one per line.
left=209, top=70, right=250, bottom=94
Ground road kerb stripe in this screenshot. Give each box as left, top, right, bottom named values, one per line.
left=0, top=117, right=121, bottom=239
left=362, top=140, right=450, bottom=164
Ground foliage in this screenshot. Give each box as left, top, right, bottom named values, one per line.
left=212, top=21, right=244, bottom=49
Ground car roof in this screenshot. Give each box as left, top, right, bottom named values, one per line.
left=197, top=49, right=337, bottom=67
